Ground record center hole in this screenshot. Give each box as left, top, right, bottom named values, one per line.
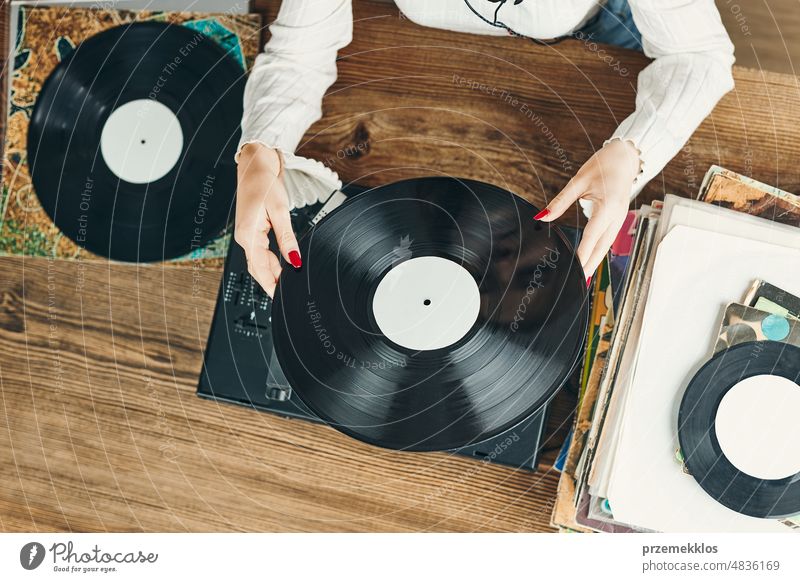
left=423, top=299, right=431, bottom=306
left=140, top=139, right=146, bottom=144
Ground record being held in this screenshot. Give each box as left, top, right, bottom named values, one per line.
left=679, top=341, right=800, bottom=519
left=273, top=177, right=589, bottom=451
left=27, top=22, right=244, bottom=262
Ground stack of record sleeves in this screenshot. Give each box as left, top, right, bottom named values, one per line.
left=552, top=166, right=800, bottom=533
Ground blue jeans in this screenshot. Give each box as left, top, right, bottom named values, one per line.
left=574, top=0, right=642, bottom=51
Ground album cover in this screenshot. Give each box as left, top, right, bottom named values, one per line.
left=577, top=490, right=650, bottom=533
left=0, top=6, right=261, bottom=265
left=698, top=165, right=800, bottom=227
left=714, top=303, right=800, bottom=353
left=743, top=280, right=800, bottom=321
left=551, top=314, right=614, bottom=532
left=579, top=259, right=614, bottom=401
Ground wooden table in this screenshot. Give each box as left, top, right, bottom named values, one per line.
left=2, top=0, right=800, bottom=532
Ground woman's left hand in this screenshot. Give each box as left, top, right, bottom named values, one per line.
left=534, top=139, right=641, bottom=279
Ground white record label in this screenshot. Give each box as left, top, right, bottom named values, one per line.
left=100, top=99, right=183, bottom=184
left=372, top=256, right=480, bottom=351
left=714, top=374, right=800, bottom=480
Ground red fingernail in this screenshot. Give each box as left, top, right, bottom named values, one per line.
left=586, top=276, right=592, bottom=289
left=533, top=209, right=550, bottom=221
left=288, top=250, right=302, bottom=269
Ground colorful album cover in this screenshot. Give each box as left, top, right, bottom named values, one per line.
left=551, top=313, right=614, bottom=532
left=579, top=258, right=613, bottom=403
left=698, top=165, right=800, bottom=228
left=576, top=490, right=650, bottom=533
left=713, top=302, right=800, bottom=353
left=743, top=279, right=800, bottom=321
left=555, top=253, right=613, bottom=472
left=0, top=6, right=261, bottom=265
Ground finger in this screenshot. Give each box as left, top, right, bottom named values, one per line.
left=235, top=226, right=269, bottom=254
left=576, top=209, right=610, bottom=268
left=266, top=197, right=301, bottom=269
left=236, top=160, right=277, bottom=222
left=536, top=175, right=586, bottom=222
left=583, top=225, right=618, bottom=277
left=584, top=208, right=627, bottom=275
left=261, top=277, right=277, bottom=299
left=237, top=227, right=276, bottom=294
left=258, top=249, right=284, bottom=299
left=267, top=250, right=282, bottom=283
left=236, top=227, right=271, bottom=287
left=247, top=248, right=279, bottom=297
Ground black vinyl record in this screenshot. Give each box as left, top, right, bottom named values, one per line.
left=678, top=341, right=800, bottom=519
left=27, top=22, right=244, bottom=262
left=273, top=177, right=589, bottom=451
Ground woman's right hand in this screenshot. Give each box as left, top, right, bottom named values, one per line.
left=235, top=143, right=302, bottom=297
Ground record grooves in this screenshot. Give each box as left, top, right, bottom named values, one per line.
left=273, top=177, right=589, bottom=451
left=27, top=22, right=244, bottom=262
left=679, top=341, right=800, bottom=519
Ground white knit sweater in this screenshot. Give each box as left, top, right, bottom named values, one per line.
left=238, top=0, right=735, bottom=212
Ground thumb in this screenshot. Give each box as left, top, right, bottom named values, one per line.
left=535, top=176, right=586, bottom=222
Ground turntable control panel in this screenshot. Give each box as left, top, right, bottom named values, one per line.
left=224, top=271, right=272, bottom=339
left=197, top=191, right=345, bottom=420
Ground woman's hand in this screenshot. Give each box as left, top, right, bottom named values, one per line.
left=235, top=143, right=302, bottom=297
left=535, top=139, right=640, bottom=279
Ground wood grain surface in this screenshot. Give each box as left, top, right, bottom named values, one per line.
left=0, top=257, right=564, bottom=532
left=1, top=0, right=799, bottom=532
left=288, top=2, right=800, bottom=224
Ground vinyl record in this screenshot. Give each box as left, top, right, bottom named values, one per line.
left=678, top=341, right=800, bottom=519
left=273, top=177, right=589, bottom=451
left=27, top=22, right=244, bottom=262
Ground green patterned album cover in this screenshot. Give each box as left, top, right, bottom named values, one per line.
left=0, top=5, right=261, bottom=266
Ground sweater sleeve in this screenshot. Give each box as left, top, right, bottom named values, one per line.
left=237, top=0, right=353, bottom=208
left=581, top=0, right=734, bottom=217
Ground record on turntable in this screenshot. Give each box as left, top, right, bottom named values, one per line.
left=273, top=177, right=589, bottom=451
left=26, top=21, right=245, bottom=262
